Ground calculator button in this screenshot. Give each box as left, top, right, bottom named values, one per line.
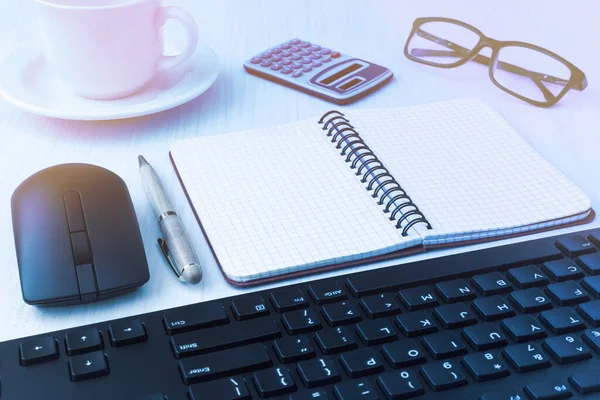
left=271, top=47, right=282, bottom=54
left=309, top=45, right=321, bottom=51
left=320, top=48, right=332, bottom=55
left=300, top=49, right=311, bottom=56
left=281, top=67, right=293, bottom=75
left=310, top=53, right=321, bottom=60
left=271, top=64, right=282, bottom=71
left=281, top=50, right=291, bottom=57
left=290, top=38, right=301, bottom=45
left=302, top=66, right=312, bottom=73
left=291, top=54, right=302, bottom=61
left=272, top=55, right=282, bottom=62
left=260, top=60, right=273, bottom=67
left=281, top=43, right=292, bottom=49
left=291, top=62, right=302, bottom=69
left=331, top=51, right=341, bottom=58
left=302, top=57, right=312, bottom=64
left=290, top=46, right=301, bottom=53
left=322, top=57, right=332, bottom=63
left=292, top=71, right=303, bottom=78
left=300, top=41, right=311, bottom=48
left=312, top=62, right=322, bottom=68
left=250, top=57, right=262, bottom=64
left=260, top=52, right=271, bottom=59
left=281, top=59, right=292, bottom=66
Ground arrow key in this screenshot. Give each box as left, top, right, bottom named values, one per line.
left=68, top=351, right=109, bottom=381
left=109, top=319, right=147, bottom=347
left=65, top=327, right=103, bottom=356
left=20, top=335, right=59, bottom=366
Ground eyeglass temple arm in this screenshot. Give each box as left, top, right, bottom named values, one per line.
left=412, top=29, right=586, bottom=91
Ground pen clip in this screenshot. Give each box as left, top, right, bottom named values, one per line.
left=157, top=238, right=186, bottom=282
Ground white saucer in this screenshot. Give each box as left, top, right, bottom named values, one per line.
left=0, top=42, right=219, bottom=120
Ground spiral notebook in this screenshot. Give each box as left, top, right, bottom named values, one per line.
left=170, top=99, right=593, bottom=285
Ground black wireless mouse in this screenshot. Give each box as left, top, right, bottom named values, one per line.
left=11, top=163, right=150, bottom=306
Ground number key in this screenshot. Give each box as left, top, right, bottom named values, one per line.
left=461, top=351, right=509, bottom=382
left=377, top=370, right=425, bottom=399
left=419, top=360, right=467, bottom=391
left=542, top=334, right=591, bottom=364
left=502, top=343, right=551, bottom=372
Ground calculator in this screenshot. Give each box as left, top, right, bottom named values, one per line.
left=243, top=38, right=393, bottom=104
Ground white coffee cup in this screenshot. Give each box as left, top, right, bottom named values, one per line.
left=34, top=0, right=199, bottom=99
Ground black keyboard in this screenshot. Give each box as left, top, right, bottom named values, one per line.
left=2, top=229, right=600, bottom=400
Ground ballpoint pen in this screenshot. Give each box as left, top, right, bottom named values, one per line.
left=138, top=155, right=203, bottom=285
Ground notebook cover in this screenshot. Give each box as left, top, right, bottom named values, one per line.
left=170, top=152, right=594, bottom=287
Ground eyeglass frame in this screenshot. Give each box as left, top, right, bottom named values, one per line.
left=403, top=17, right=588, bottom=107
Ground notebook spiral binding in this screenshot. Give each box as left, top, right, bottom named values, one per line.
left=318, top=110, right=432, bottom=236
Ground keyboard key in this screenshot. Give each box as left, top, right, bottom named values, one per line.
left=569, top=371, right=600, bottom=394
left=462, top=323, right=508, bottom=350
left=542, top=334, right=591, bottom=363
left=472, top=272, right=513, bottom=295
left=545, top=281, right=588, bottom=306
left=422, top=331, right=467, bottom=359
left=582, top=328, right=600, bottom=352
left=290, top=390, right=329, bottom=400
left=461, top=351, right=509, bottom=382
left=377, top=370, right=425, bottom=399
left=171, top=319, right=280, bottom=358
left=65, top=327, right=103, bottom=356
left=143, top=394, right=167, bottom=400
left=109, top=320, right=147, bottom=347
left=355, top=319, right=397, bottom=345
left=508, top=288, right=552, bottom=313
left=315, top=326, right=356, bottom=354
left=188, top=377, right=250, bottom=400
left=270, top=288, right=308, bottom=312
left=435, top=279, right=477, bottom=303
left=591, top=232, right=600, bottom=246
left=581, top=276, right=600, bottom=297
left=20, top=335, right=59, bottom=366
left=297, top=357, right=340, bottom=387
left=542, top=259, right=584, bottom=282
left=577, top=300, right=600, bottom=325
left=163, top=302, right=228, bottom=335
left=507, top=265, right=549, bottom=288
left=524, top=382, right=572, bottom=400
left=502, top=343, right=551, bottom=372
left=433, top=303, right=477, bottom=328
left=339, top=348, right=384, bottom=378
left=420, top=360, right=467, bottom=391
left=539, top=307, right=586, bottom=334
left=321, top=301, right=361, bottom=326
left=253, top=367, right=296, bottom=397
left=395, top=311, right=438, bottom=337
left=274, top=335, right=315, bottom=363
left=577, top=253, right=600, bottom=274
left=359, top=293, right=401, bottom=318
left=334, top=379, right=378, bottom=400
left=479, top=391, right=526, bottom=400
left=501, top=315, right=547, bottom=342
left=556, top=235, right=596, bottom=257
left=282, top=308, right=321, bottom=334
left=179, top=343, right=271, bottom=384
left=472, top=295, right=515, bottom=321
left=231, top=295, right=269, bottom=320
left=381, top=339, right=426, bottom=368
left=68, top=351, right=109, bottom=382
left=398, top=286, right=439, bottom=310
left=309, top=281, right=346, bottom=304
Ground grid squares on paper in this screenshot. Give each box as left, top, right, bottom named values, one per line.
left=170, top=119, right=420, bottom=282
left=347, top=98, right=592, bottom=245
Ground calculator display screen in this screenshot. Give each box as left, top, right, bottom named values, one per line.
left=320, top=63, right=362, bottom=85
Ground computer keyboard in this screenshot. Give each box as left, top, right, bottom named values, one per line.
left=2, top=229, right=600, bottom=399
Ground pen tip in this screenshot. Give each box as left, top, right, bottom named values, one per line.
left=138, top=155, right=149, bottom=167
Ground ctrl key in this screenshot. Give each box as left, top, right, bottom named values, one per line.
left=68, top=351, right=109, bottom=382
left=569, top=372, right=600, bottom=394
left=20, top=335, right=59, bottom=366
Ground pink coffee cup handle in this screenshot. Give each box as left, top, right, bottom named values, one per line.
left=156, top=6, right=199, bottom=72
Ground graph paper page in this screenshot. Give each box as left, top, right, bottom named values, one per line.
left=170, top=119, right=421, bottom=282
left=348, top=99, right=592, bottom=245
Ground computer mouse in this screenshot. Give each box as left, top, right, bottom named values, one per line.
left=11, top=163, right=150, bottom=306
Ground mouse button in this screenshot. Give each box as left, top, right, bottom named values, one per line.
left=70, top=232, right=93, bottom=266
left=76, top=264, right=98, bottom=303
left=63, top=191, right=86, bottom=233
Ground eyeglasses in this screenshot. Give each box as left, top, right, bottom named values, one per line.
left=404, top=17, right=587, bottom=107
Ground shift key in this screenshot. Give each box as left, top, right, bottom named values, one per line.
left=179, top=343, right=271, bottom=384
left=171, top=319, right=281, bottom=358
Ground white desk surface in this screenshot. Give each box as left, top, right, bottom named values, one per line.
left=0, top=0, right=599, bottom=343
